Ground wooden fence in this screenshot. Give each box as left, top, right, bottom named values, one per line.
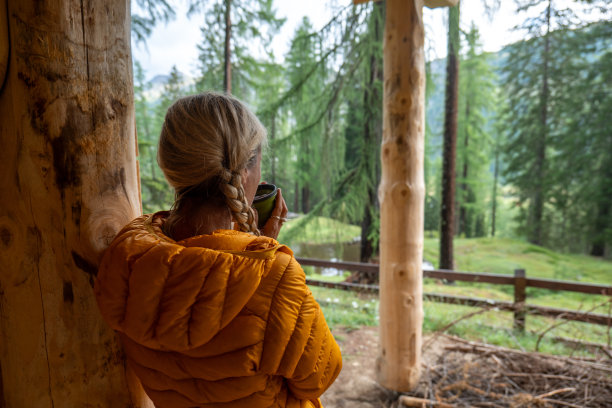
left=297, top=257, right=612, bottom=330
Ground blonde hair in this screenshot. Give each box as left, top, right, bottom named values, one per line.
left=158, top=92, right=266, bottom=235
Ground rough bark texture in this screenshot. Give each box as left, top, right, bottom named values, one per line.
left=439, top=4, right=459, bottom=271
left=224, top=0, right=232, bottom=93
left=376, top=0, right=425, bottom=392
left=0, top=0, right=7, bottom=89
left=458, top=98, right=469, bottom=237
left=530, top=0, right=551, bottom=247
left=0, top=0, right=147, bottom=406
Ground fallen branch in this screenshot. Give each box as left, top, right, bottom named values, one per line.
left=399, top=395, right=454, bottom=408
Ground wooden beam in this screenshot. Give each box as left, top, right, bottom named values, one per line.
left=0, top=0, right=149, bottom=406
left=353, top=0, right=458, bottom=7
left=424, top=0, right=458, bottom=8
left=0, top=0, right=8, bottom=89
left=377, top=0, right=426, bottom=392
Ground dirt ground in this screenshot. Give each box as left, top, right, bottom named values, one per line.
left=320, top=327, right=454, bottom=408
left=320, top=326, right=612, bottom=408
left=320, top=326, right=402, bottom=408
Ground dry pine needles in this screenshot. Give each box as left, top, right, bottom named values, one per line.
left=400, top=334, right=612, bottom=408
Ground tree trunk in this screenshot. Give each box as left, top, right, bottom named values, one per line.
left=294, top=180, right=299, bottom=213
left=301, top=185, right=310, bottom=213
left=360, top=190, right=375, bottom=264
left=458, top=99, right=470, bottom=237
left=377, top=0, right=425, bottom=392
left=0, top=0, right=149, bottom=406
left=270, top=112, right=276, bottom=185
left=491, top=146, right=499, bottom=237
left=439, top=4, right=459, bottom=270
left=590, top=142, right=612, bottom=256
left=224, top=0, right=232, bottom=93
left=530, top=0, right=551, bottom=247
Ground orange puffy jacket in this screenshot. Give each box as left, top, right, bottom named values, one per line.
left=95, top=212, right=342, bottom=407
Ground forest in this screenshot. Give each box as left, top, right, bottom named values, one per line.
left=132, top=0, right=612, bottom=265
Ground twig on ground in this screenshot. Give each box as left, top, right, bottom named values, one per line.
left=398, top=395, right=453, bottom=408
left=536, top=387, right=576, bottom=399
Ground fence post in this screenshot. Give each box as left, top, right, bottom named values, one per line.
left=514, top=269, right=526, bottom=332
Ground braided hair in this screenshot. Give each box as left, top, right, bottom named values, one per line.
left=157, top=92, right=266, bottom=236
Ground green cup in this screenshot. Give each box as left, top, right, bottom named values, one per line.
left=252, top=184, right=278, bottom=228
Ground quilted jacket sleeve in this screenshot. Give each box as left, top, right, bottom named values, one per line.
left=260, top=253, right=342, bottom=400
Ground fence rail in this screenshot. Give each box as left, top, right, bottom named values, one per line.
left=297, top=257, right=612, bottom=329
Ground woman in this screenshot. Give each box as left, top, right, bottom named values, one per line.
left=95, top=92, right=342, bottom=407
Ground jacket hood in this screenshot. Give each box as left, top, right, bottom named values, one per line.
left=95, top=212, right=292, bottom=352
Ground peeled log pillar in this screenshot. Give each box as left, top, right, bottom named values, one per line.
left=376, top=0, right=426, bottom=391
left=0, top=0, right=148, bottom=406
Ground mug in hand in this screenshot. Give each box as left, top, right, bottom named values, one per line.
left=252, top=184, right=278, bottom=228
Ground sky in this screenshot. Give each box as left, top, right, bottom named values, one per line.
left=131, top=1, right=527, bottom=81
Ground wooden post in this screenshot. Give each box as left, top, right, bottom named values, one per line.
left=514, top=269, right=527, bottom=332
left=375, top=0, right=457, bottom=391
left=0, top=0, right=7, bottom=88
left=376, top=0, right=426, bottom=391
left=0, top=0, right=149, bottom=406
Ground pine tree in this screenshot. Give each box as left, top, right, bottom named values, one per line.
left=140, top=66, right=185, bottom=212
left=439, top=3, right=460, bottom=270
left=456, top=23, right=496, bottom=238
left=131, top=0, right=175, bottom=44
left=548, top=19, right=612, bottom=254
left=501, top=0, right=610, bottom=248
left=190, top=0, right=284, bottom=101
left=285, top=17, right=326, bottom=214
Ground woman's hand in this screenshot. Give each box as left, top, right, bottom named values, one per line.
left=261, top=188, right=288, bottom=240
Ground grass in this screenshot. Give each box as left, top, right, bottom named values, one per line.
left=287, top=215, right=612, bottom=356
left=423, top=236, right=612, bottom=284
left=313, top=285, right=610, bottom=358
left=278, top=215, right=361, bottom=245
left=422, top=236, right=612, bottom=314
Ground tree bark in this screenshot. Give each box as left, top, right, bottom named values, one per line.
left=377, top=0, right=425, bottom=391
left=224, top=0, right=232, bottom=93
left=491, top=146, right=499, bottom=237
left=360, top=191, right=375, bottom=263
left=590, top=139, right=612, bottom=256
left=439, top=4, right=459, bottom=270
left=529, top=0, right=551, bottom=247
left=0, top=0, right=148, bottom=406
left=458, top=99, right=470, bottom=237
left=270, top=112, right=276, bottom=185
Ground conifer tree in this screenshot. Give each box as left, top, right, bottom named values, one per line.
left=285, top=17, right=326, bottom=214
left=132, top=0, right=175, bottom=44
left=190, top=0, right=284, bottom=101
left=547, top=19, right=612, bottom=253
left=501, top=0, right=610, bottom=248
left=456, top=23, right=496, bottom=238
left=439, top=3, right=460, bottom=270
left=141, top=66, right=185, bottom=212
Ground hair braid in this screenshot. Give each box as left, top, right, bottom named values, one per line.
left=158, top=92, right=267, bottom=238
left=219, top=170, right=260, bottom=235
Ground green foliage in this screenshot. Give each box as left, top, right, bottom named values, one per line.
left=423, top=236, right=612, bottom=285
left=455, top=24, right=497, bottom=238
left=132, top=1, right=611, bottom=261
left=131, top=0, right=175, bottom=45
left=190, top=0, right=285, bottom=100
left=500, top=1, right=612, bottom=251
left=278, top=215, right=361, bottom=246
left=134, top=63, right=182, bottom=213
